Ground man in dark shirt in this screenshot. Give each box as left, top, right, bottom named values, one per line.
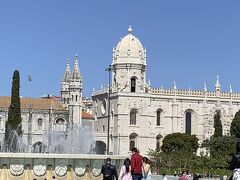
left=131, top=147, right=143, bottom=180
left=101, top=158, right=118, bottom=180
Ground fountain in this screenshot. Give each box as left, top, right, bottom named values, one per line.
left=1, top=124, right=95, bottom=154
left=33, top=125, right=96, bottom=154
left=0, top=123, right=127, bottom=180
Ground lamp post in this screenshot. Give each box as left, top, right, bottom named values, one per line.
left=105, top=65, right=113, bottom=155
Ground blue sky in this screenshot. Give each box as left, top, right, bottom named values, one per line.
left=1, top=1, right=240, bottom=98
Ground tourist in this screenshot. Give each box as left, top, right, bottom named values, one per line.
left=178, top=171, right=188, bottom=180
left=142, top=157, right=152, bottom=180
left=130, top=147, right=143, bottom=180
left=192, top=174, right=199, bottom=180
left=118, top=158, right=132, bottom=180
left=162, top=173, right=168, bottom=180
left=101, top=158, right=118, bottom=180
left=230, top=142, right=240, bottom=180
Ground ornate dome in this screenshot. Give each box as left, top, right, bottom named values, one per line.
left=112, top=26, right=146, bottom=65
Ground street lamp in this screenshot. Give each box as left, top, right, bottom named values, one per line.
left=105, top=65, right=113, bottom=155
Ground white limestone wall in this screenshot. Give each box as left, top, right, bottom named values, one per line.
left=93, top=90, right=240, bottom=156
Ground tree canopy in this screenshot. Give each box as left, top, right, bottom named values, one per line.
left=230, top=110, right=240, bottom=138
left=213, top=110, right=222, bottom=138
left=161, top=133, right=199, bottom=169
left=5, top=70, right=22, bottom=152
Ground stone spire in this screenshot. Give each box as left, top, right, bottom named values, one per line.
left=173, top=80, right=177, bottom=90
left=215, top=75, right=221, bottom=92
left=72, top=54, right=80, bottom=79
left=63, top=58, right=71, bottom=81
left=204, top=82, right=207, bottom=92
left=230, top=84, right=233, bottom=94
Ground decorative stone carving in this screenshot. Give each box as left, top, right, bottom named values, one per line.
left=55, top=159, right=67, bottom=177
left=74, top=159, right=87, bottom=176
left=33, top=159, right=47, bottom=176
left=92, top=159, right=103, bottom=177
left=10, top=158, right=24, bottom=176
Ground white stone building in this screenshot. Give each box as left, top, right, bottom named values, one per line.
left=0, top=55, right=94, bottom=153
left=92, top=26, right=240, bottom=156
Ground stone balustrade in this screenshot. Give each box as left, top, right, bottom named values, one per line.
left=151, top=88, right=240, bottom=98
left=92, top=85, right=240, bottom=99
left=0, top=153, right=127, bottom=180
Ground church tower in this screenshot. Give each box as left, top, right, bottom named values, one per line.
left=111, top=26, right=148, bottom=93
left=61, top=55, right=83, bottom=125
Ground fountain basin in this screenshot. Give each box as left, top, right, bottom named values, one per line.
left=0, top=153, right=128, bottom=179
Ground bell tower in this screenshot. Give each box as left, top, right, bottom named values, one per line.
left=61, top=55, right=83, bottom=125
left=111, top=26, right=147, bottom=93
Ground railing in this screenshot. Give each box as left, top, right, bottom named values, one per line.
left=92, top=85, right=240, bottom=99
left=150, top=88, right=240, bottom=98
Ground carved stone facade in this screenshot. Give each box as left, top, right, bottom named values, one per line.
left=0, top=55, right=93, bottom=153
left=92, top=27, right=240, bottom=156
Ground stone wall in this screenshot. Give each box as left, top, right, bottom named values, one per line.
left=0, top=153, right=127, bottom=180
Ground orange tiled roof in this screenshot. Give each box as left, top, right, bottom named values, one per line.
left=82, top=111, right=94, bottom=119
left=0, top=96, right=66, bottom=110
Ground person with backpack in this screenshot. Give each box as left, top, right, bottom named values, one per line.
left=230, top=142, right=240, bottom=180
left=101, top=158, right=118, bottom=180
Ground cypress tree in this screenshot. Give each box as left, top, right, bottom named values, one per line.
left=230, top=110, right=240, bottom=138
left=5, top=70, right=22, bottom=151
left=213, top=110, right=222, bottom=138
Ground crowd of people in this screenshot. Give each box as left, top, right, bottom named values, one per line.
left=100, top=142, right=240, bottom=180
left=101, top=147, right=152, bottom=180
left=100, top=147, right=196, bottom=180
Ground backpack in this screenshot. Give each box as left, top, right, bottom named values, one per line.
left=103, top=164, right=114, bottom=180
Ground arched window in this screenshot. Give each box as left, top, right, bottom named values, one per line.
left=156, top=134, right=163, bottom=151
left=130, top=109, right=137, bottom=125
left=37, top=118, right=43, bottom=130
left=32, top=141, right=46, bottom=153
left=129, top=133, right=138, bottom=151
left=131, top=77, right=136, bottom=92
left=156, top=109, right=163, bottom=126
left=56, top=118, right=66, bottom=131
left=111, top=110, right=114, bottom=121
left=185, top=112, right=192, bottom=134
left=95, top=141, right=106, bottom=155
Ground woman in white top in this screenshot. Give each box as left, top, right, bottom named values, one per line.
left=142, top=157, right=151, bottom=180
left=119, top=158, right=132, bottom=180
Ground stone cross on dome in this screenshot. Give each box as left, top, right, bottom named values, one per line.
left=128, top=25, right=133, bottom=33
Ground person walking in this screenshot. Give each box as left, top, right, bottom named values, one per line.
left=101, top=158, right=118, bottom=180
left=178, top=171, right=189, bottom=180
left=119, top=158, right=132, bottom=180
left=162, top=173, right=168, bottom=180
left=142, top=157, right=151, bottom=180
left=130, top=147, right=143, bottom=180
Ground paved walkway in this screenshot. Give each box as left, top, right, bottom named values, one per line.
left=151, top=175, right=223, bottom=180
